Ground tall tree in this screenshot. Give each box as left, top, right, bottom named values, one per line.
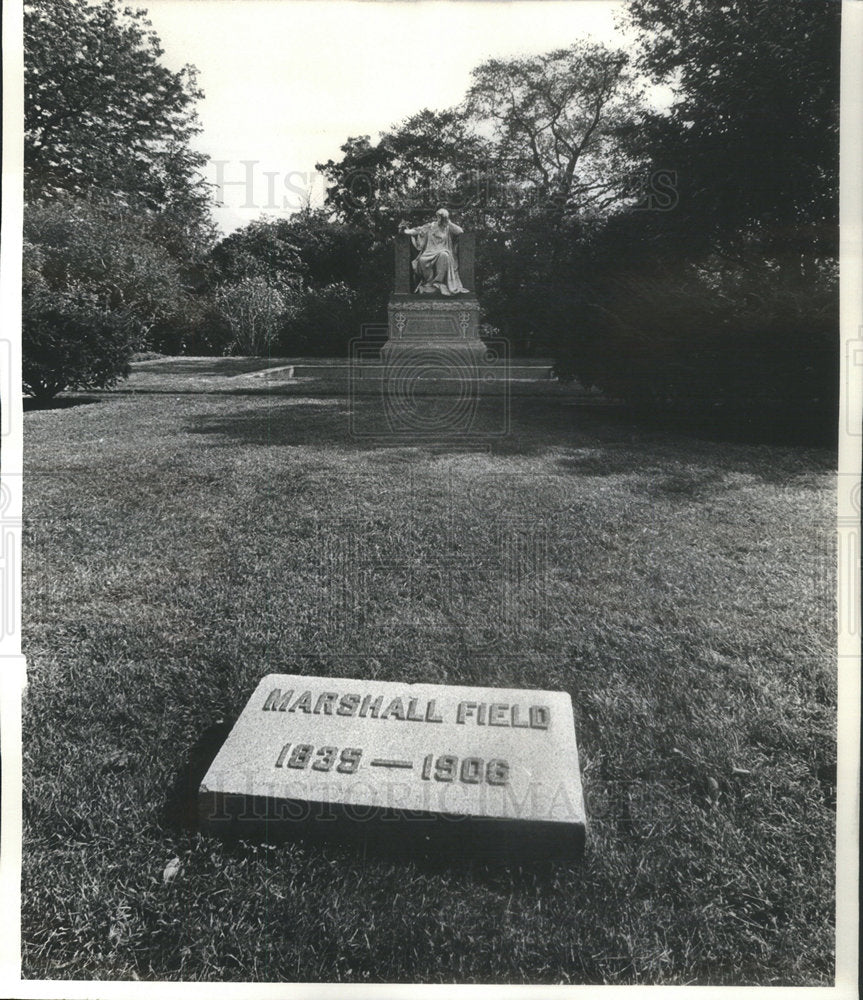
left=623, top=0, right=840, bottom=255
left=463, top=42, right=645, bottom=223
left=24, top=0, right=211, bottom=244
left=318, top=109, right=494, bottom=236
left=543, top=0, right=841, bottom=440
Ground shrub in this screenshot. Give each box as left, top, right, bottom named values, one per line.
left=24, top=199, right=187, bottom=335
left=564, top=250, right=838, bottom=442
left=215, top=277, right=292, bottom=355
left=278, top=282, right=360, bottom=357
left=22, top=198, right=199, bottom=395
left=23, top=285, right=136, bottom=400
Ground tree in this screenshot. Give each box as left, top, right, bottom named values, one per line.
left=25, top=0, right=211, bottom=247
left=216, top=277, right=292, bottom=355
left=211, top=218, right=306, bottom=286
left=622, top=0, right=839, bottom=254
left=23, top=0, right=217, bottom=390
left=318, top=109, right=494, bottom=236
left=317, top=49, right=644, bottom=349
left=208, top=211, right=384, bottom=353
left=463, top=43, right=645, bottom=224
left=544, top=0, right=841, bottom=440
left=211, top=210, right=374, bottom=290
left=22, top=197, right=196, bottom=398
left=25, top=198, right=187, bottom=333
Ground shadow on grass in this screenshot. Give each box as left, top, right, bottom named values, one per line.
left=163, top=720, right=236, bottom=834
left=183, top=395, right=835, bottom=489
left=23, top=395, right=104, bottom=412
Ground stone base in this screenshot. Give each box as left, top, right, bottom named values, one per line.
left=380, top=339, right=489, bottom=366
left=383, top=295, right=484, bottom=364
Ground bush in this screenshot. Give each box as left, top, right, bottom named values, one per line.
left=538, top=209, right=838, bottom=443
left=565, top=252, right=837, bottom=442
left=23, top=285, right=136, bottom=400
left=148, top=292, right=233, bottom=357
left=215, top=277, right=292, bottom=355
left=22, top=198, right=200, bottom=395
left=24, top=199, right=188, bottom=333
left=279, top=282, right=360, bottom=357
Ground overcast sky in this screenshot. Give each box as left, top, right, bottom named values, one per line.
left=144, top=1, right=638, bottom=233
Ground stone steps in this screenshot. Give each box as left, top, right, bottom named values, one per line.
left=265, top=359, right=557, bottom=381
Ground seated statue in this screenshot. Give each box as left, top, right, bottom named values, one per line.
left=401, top=208, right=470, bottom=296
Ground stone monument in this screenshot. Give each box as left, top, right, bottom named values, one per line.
left=381, top=209, right=486, bottom=365
left=199, top=674, right=587, bottom=857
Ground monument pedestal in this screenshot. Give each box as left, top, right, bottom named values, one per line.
left=382, top=294, right=487, bottom=365
left=381, top=232, right=487, bottom=366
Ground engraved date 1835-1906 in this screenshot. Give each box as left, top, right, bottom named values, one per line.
left=273, top=744, right=510, bottom=785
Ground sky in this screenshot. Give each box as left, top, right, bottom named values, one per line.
left=144, top=1, right=637, bottom=233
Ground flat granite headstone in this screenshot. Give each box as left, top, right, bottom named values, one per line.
left=199, top=675, right=586, bottom=856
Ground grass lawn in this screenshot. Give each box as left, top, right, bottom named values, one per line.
left=21, top=358, right=836, bottom=984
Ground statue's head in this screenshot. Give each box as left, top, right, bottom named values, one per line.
left=435, top=208, right=449, bottom=224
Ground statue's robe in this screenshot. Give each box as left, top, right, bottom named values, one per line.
left=408, top=221, right=468, bottom=295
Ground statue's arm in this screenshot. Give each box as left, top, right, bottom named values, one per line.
left=448, top=222, right=464, bottom=235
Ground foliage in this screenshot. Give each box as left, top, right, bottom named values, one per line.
left=25, top=198, right=187, bottom=331
left=463, top=42, right=645, bottom=224
left=279, top=282, right=361, bottom=357
left=561, top=215, right=838, bottom=440
left=22, top=0, right=218, bottom=393
left=316, top=46, right=646, bottom=359
left=535, top=0, right=840, bottom=438
left=211, top=210, right=375, bottom=289
left=321, top=12, right=839, bottom=440
left=209, top=211, right=386, bottom=354
left=22, top=197, right=196, bottom=397
left=22, top=283, right=135, bottom=400
left=320, top=48, right=643, bottom=239
left=318, top=110, right=495, bottom=236
left=24, top=0, right=211, bottom=249
left=211, top=219, right=306, bottom=285
left=216, top=277, right=292, bottom=355
left=622, top=0, right=839, bottom=253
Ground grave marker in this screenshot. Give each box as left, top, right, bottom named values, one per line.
left=199, top=674, right=586, bottom=855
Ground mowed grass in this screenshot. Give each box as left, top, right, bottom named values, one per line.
left=21, top=359, right=836, bottom=984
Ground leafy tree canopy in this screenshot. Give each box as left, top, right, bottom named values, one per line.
left=623, top=0, right=840, bottom=253
left=25, top=0, right=212, bottom=245
left=319, top=43, right=644, bottom=239
left=211, top=210, right=376, bottom=290
left=318, top=109, right=494, bottom=235
left=463, top=42, right=645, bottom=222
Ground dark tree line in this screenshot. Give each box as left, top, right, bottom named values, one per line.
left=23, top=0, right=839, bottom=441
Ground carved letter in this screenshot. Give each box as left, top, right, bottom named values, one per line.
left=289, top=691, right=313, bottom=714
left=425, top=699, right=443, bottom=723
left=489, top=703, right=509, bottom=726
left=510, top=705, right=529, bottom=728
left=262, top=688, right=293, bottom=712
left=337, top=693, right=361, bottom=716
left=530, top=706, right=551, bottom=729
left=380, top=697, right=406, bottom=721
left=313, top=692, right=338, bottom=715
left=360, top=694, right=383, bottom=718
left=456, top=702, right=477, bottom=724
